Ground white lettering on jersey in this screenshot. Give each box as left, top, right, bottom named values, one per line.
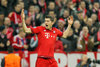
left=45, top=33, right=50, bottom=39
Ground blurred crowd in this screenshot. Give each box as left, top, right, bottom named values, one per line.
left=0, top=0, right=100, bottom=53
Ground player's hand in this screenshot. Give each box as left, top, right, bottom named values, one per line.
left=67, top=16, right=73, bottom=26
left=21, top=9, right=25, bottom=19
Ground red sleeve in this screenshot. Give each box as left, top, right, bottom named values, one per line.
left=56, top=28, right=63, bottom=37
left=30, top=26, right=42, bottom=34
left=12, top=36, right=24, bottom=49
left=8, top=12, right=15, bottom=23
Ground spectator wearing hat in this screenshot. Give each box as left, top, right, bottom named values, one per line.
left=0, top=26, right=10, bottom=51
left=57, top=18, right=66, bottom=32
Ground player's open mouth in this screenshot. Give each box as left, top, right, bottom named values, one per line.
left=46, top=25, right=48, bottom=27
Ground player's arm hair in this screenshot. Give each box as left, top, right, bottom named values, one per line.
left=62, top=24, right=71, bottom=38
left=22, top=18, right=32, bottom=33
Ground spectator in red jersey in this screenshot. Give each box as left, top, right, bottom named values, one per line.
left=77, top=26, right=94, bottom=52
left=12, top=28, right=28, bottom=51
left=38, top=0, right=46, bottom=14
left=0, top=26, right=10, bottom=51
left=91, top=2, right=100, bottom=22
left=8, top=3, right=22, bottom=25
left=78, top=1, right=87, bottom=18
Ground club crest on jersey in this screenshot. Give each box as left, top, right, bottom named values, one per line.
left=44, top=30, right=46, bottom=32
left=53, top=31, right=56, bottom=33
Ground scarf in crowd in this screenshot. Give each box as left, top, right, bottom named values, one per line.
left=97, top=31, right=100, bottom=41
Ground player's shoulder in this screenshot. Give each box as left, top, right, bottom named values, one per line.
left=53, top=27, right=60, bottom=31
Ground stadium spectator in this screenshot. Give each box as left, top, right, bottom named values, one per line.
left=0, top=0, right=9, bottom=17
left=0, top=12, right=4, bottom=26
left=12, top=28, right=28, bottom=51
left=93, top=27, right=100, bottom=52
left=0, top=26, right=10, bottom=51
left=77, top=26, right=94, bottom=52
left=57, top=18, right=66, bottom=32
left=73, top=20, right=81, bottom=37
left=76, top=54, right=91, bottom=67
left=1, top=46, right=21, bottom=67
left=8, top=3, right=22, bottom=25
left=29, top=34, right=38, bottom=51
left=61, top=28, right=77, bottom=52
left=3, top=17, right=14, bottom=41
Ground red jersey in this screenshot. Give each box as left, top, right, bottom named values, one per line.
left=30, top=26, right=63, bottom=58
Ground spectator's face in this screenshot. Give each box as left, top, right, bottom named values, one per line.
left=48, top=11, right=56, bottom=18
left=87, top=18, right=93, bottom=26
left=91, top=14, right=97, bottom=22
left=77, top=13, right=83, bottom=20
left=0, top=14, right=4, bottom=20
left=80, top=1, right=86, bottom=9
left=25, top=17, right=31, bottom=25
left=81, top=55, right=88, bottom=63
left=45, top=18, right=54, bottom=30
left=35, top=7, right=40, bottom=14
left=48, top=2, right=55, bottom=10
left=82, top=27, right=89, bottom=35
left=29, top=6, right=35, bottom=13
left=20, top=31, right=26, bottom=38
left=58, top=22, right=65, bottom=29
left=19, top=2, right=24, bottom=9
left=63, top=10, right=69, bottom=18
left=1, top=0, right=8, bottom=7
left=2, top=28, right=7, bottom=34
left=15, top=4, right=22, bottom=12
left=4, top=18, right=11, bottom=26
left=93, top=3, right=99, bottom=10
left=73, top=21, right=80, bottom=29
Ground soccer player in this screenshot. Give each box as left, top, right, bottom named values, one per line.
left=21, top=9, right=73, bottom=67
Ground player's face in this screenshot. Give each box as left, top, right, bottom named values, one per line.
left=44, top=18, right=54, bottom=30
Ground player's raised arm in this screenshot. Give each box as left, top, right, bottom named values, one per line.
left=21, top=9, right=32, bottom=33
left=62, top=16, right=73, bottom=38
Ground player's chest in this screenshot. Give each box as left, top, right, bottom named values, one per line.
left=39, top=29, right=57, bottom=39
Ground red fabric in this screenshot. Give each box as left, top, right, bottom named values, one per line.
left=54, top=40, right=64, bottom=52
left=30, top=26, right=63, bottom=58
left=9, top=12, right=22, bottom=24
left=6, top=27, right=14, bottom=39
left=78, top=8, right=87, bottom=17
left=83, top=34, right=90, bottom=51
left=97, top=31, right=100, bottom=41
left=12, top=35, right=27, bottom=49
left=36, top=57, right=58, bottom=67
left=98, top=10, right=100, bottom=22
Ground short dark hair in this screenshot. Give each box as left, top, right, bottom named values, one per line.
left=7, top=46, right=14, bottom=53
left=45, top=15, right=54, bottom=22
